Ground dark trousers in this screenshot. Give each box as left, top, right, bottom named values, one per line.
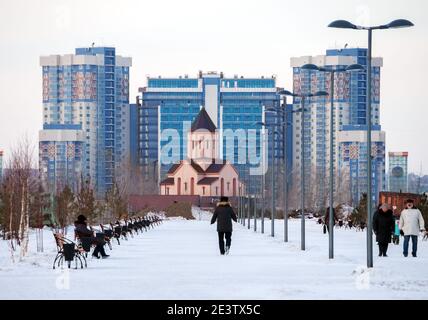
left=218, top=232, right=232, bottom=254
left=392, top=235, right=400, bottom=245
left=403, top=235, right=418, bottom=257
left=92, top=238, right=107, bottom=257
left=378, top=242, right=389, bottom=256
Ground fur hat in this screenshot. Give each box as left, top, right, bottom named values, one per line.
left=77, top=214, right=87, bottom=222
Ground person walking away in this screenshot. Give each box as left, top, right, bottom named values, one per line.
left=373, top=204, right=394, bottom=257
left=211, top=196, right=237, bottom=255
left=74, top=215, right=110, bottom=259
left=324, top=207, right=337, bottom=233
left=399, top=199, right=425, bottom=257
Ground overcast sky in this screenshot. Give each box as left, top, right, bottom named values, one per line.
left=0, top=0, right=427, bottom=173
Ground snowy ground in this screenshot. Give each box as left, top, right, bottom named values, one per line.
left=0, top=215, right=427, bottom=300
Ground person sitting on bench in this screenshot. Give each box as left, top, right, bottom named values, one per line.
left=74, top=215, right=109, bottom=259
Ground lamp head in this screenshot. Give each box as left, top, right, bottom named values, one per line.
left=385, top=19, right=414, bottom=29
left=328, top=20, right=358, bottom=29
left=277, top=90, right=295, bottom=97
left=266, top=108, right=278, bottom=113
left=310, top=91, right=329, bottom=98
left=301, top=64, right=321, bottom=71
left=345, top=64, right=365, bottom=72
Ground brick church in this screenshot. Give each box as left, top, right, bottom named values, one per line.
left=160, top=108, right=242, bottom=197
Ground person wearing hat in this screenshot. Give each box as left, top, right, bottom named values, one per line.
left=399, top=199, right=425, bottom=257
left=373, top=203, right=394, bottom=257
left=74, top=215, right=109, bottom=259
left=210, top=196, right=237, bottom=255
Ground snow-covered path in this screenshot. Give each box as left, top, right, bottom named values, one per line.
left=1, top=218, right=428, bottom=299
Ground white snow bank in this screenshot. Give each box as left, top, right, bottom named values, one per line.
left=191, top=206, right=213, bottom=221
left=0, top=218, right=427, bottom=299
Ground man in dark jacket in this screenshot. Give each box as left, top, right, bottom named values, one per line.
left=74, top=215, right=109, bottom=259
left=373, top=204, right=394, bottom=257
left=211, top=196, right=238, bottom=255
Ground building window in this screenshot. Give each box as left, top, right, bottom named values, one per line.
left=202, top=187, right=206, bottom=195
left=184, top=182, right=188, bottom=192
left=227, top=182, right=230, bottom=191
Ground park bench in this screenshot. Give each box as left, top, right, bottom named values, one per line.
left=53, top=233, right=86, bottom=269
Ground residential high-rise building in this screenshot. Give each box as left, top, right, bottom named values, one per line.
left=39, top=47, right=132, bottom=194
left=39, top=124, right=85, bottom=192
left=137, top=71, right=289, bottom=195
left=290, top=48, right=385, bottom=206
left=338, top=125, right=386, bottom=205
left=388, top=152, right=408, bottom=193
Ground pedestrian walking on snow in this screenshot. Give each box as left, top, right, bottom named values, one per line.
left=399, top=199, right=425, bottom=257
left=373, top=204, right=394, bottom=257
left=211, top=196, right=238, bottom=255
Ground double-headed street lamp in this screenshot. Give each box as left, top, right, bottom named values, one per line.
left=328, top=18, right=414, bottom=268
left=278, top=90, right=328, bottom=251
left=255, top=121, right=279, bottom=237
left=301, top=63, right=364, bottom=259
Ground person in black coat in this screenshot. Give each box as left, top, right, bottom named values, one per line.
left=211, top=196, right=238, bottom=255
left=373, top=204, right=394, bottom=257
left=74, top=215, right=109, bottom=259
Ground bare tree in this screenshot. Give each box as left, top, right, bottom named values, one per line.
left=54, top=185, right=75, bottom=234
left=74, top=178, right=102, bottom=225
left=288, top=171, right=301, bottom=211
left=336, top=166, right=352, bottom=206
left=104, top=180, right=128, bottom=221
left=29, top=183, right=48, bottom=252
left=0, top=137, right=37, bottom=261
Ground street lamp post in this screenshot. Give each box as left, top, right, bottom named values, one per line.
left=279, top=90, right=328, bottom=250
left=271, top=121, right=275, bottom=237
left=328, top=18, right=414, bottom=267
left=238, top=186, right=242, bottom=223
left=271, top=96, right=292, bottom=242
left=254, top=194, right=257, bottom=232
left=301, top=63, right=364, bottom=259
left=247, top=194, right=251, bottom=230
left=243, top=193, right=246, bottom=227
left=261, top=131, right=265, bottom=234
left=256, top=122, right=277, bottom=237
left=265, top=105, right=292, bottom=243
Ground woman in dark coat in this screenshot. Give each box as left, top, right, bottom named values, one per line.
left=211, top=196, right=238, bottom=255
left=373, top=204, right=394, bottom=257
left=74, top=215, right=109, bottom=259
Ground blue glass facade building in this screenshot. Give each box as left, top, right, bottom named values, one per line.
left=388, top=152, right=408, bottom=193
left=39, top=47, right=132, bottom=194
left=138, top=72, right=289, bottom=195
